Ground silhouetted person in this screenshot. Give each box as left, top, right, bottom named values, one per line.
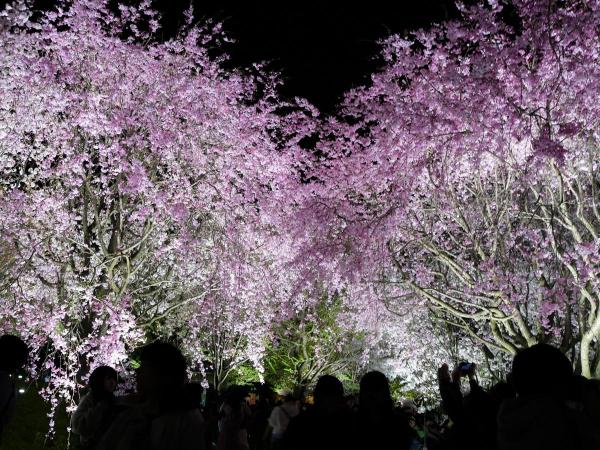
left=282, top=375, right=353, bottom=450
left=0, top=334, right=28, bottom=443
left=96, top=342, right=205, bottom=450
left=437, top=362, right=498, bottom=450
left=268, top=393, right=299, bottom=450
left=497, top=343, right=574, bottom=450
left=217, top=385, right=252, bottom=450
left=249, top=384, right=275, bottom=450
left=203, top=387, right=220, bottom=449
left=71, top=365, right=119, bottom=449
left=564, top=375, right=600, bottom=449
left=401, top=399, right=425, bottom=449
left=353, top=371, right=412, bottom=450
left=183, top=382, right=204, bottom=411
left=488, top=381, right=516, bottom=408
left=422, top=414, right=445, bottom=450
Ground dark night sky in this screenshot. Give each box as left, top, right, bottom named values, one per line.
left=3, top=0, right=459, bottom=112
left=169, top=1, right=458, bottom=112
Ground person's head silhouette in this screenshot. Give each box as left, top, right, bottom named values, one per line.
left=511, top=343, right=572, bottom=398
left=0, top=334, right=28, bottom=374
left=89, top=365, right=118, bottom=401
left=282, top=392, right=296, bottom=404
left=359, top=370, right=394, bottom=412
left=183, top=382, right=204, bottom=410
left=313, top=375, right=344, bottom=412
left=226, top=385, right=249, bottom=407
left=136, top=342, right=187, bottom=401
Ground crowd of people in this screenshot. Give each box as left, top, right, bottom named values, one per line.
left=1, top=334, right=600, bottom=449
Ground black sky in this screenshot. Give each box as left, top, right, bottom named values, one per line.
left=3, top=0, right=459, bottom=112
left=161, top=1, right=458, bottom=112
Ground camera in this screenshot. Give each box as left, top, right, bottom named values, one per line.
left=458, top=362, right=474, bottom=375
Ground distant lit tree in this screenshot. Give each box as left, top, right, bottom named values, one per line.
left=264, top=292, right=366, bottom=393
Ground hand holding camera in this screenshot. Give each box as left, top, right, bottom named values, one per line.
left=457, top=362, right=477, bottom=380
left=438, top=362, right=477, bottom=384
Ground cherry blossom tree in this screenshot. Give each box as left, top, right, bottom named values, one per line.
left=301, top=0, right=600, bottom=378
left=168, top=230, right=290, bottom=391
left=0, top=0, right=292, bottom=423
